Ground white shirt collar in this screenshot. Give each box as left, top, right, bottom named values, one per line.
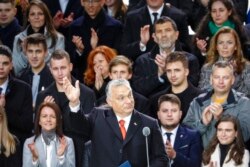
left=116, top=114, right=132, bottom=131
left=59, top=0, right=69, bottom=13
left=147, top=4, right=164, bottom=23
left=161, top=125, right=179, bottom=146
left=0, top=77, right=9, bottom=94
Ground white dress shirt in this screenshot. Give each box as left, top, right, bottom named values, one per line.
left=59, top=0, right=69, bottom=13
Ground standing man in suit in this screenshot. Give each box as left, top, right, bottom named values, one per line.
left=157, top=94, right=203, bottom=167
left=69, top=79, right=168, bottom=167
left=36, top=49, right=96, bottom=167
left=121, top=0, right=189, bottom=61
left=0, top=45, right=33, bottom=164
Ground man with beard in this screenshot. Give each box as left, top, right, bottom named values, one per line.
left=157, top=94, right=203, bottom=167
left=132, top=16, right=199, bottom=98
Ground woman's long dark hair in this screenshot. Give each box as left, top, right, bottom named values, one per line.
left=34, top=102, right=63, bottom=141
left=202, top=115, right=245, bottom=165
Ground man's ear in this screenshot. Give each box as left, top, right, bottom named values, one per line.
left=152, top=33, right=157, bottom=43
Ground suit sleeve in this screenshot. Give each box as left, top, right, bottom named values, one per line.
left=150, top=119, right=169, bottom=167
left=63, top=137, right=76, bottom=167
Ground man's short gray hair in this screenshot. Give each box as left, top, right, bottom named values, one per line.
left=106, top=79, right=132, bottom=98
left=211, top=61, right=234, bottom=76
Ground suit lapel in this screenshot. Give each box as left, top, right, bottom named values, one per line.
left=35, top=136, right=46, bottom=166
left=106, top=109, right=124, bottom=141
left=123, top=110, right=142, bottom=146
left=173, top=126, right=185, bottom=150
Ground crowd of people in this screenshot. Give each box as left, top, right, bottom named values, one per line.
left=0, top=0, right=250, bottom=166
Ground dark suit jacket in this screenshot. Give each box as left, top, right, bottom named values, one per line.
left=121, top=4, right=189, bottom=61
left=42, top=0, right=83, bottom=18
left=5, top=76, right=33, bottom=144
left=81, top=106, right=168, bottom=167
left=19, top=65, right=54, bottom=93
left=132, top=44, right=200, bottom=97
left=170, top=125, right=203, bottom=167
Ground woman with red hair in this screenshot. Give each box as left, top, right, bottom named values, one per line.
left=84, top=45, right=117, bottom=100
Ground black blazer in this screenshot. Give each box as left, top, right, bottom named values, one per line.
left=5, top=77, right=33, bottom=144
left=81, top=107, right=168, bottom=167
left=121, top=4, right=189, bottom=61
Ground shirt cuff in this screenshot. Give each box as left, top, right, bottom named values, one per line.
left=58, top=154, right=65, bottom=164
left=158, top=76, right=165, bottom=83
left=32, top=159, right=38, bottom=166
left=139, top=42, right=146, bottom=52
left=69, top=103, right=80, bottom=113
left=76, top=49, right=82, bottom=56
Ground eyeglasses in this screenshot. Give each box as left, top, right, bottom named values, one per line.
left=82, top=0, right=101, bottom=5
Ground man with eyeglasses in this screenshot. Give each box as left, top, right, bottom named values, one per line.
left=67, top=0, right=123, bottom=81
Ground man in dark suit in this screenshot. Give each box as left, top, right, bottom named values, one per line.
left=150, top=51, right=203, bottom=119
left=67, top=0, right=123, bottom=81
left=75, top=79, right=168, bottom=167
left=132, top=17, right=199, bottom=98
left=121, top=0, right=189, bottom=61
left=97, top=55, right=150, bottom=115
left=36, top=49, right=96, bottom=167
left=0, top=45, right=33, bottom=164
left=157, top=94, right=203, bottom=167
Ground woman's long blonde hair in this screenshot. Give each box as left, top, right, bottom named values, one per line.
left=0, top=107, right=17, bottom=157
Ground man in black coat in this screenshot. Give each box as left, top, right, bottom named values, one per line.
left=121, top=0, right=189, bottom=61
left=36, top=49, right=96, bottom=167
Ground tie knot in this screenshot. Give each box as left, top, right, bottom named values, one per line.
left=165, top=132, right=172, bottom=142
left=152, top=12, right=158, bottom=17
left=119, top=119, right=125, bottom=127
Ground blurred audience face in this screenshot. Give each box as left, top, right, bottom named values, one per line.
left=157, top=101, right=182, bottom=130
left=146, top=0, right=164, bottom=10
left=81, top=0, right=105, bottom=19
left=105, top=0, right=116, bottom=7
left=26, top=43, right=47, bottom=71
left=28, top=5, right=45, bottom=32
left=109, top=64, right=132, bottom=80
left=211, top=1, right=232, bottom=26
left=217, top=121, right=237, bottom=145
left=0, top=55, right=12, bottom=83
left=0, top=2, right=16, bottom=27
left=210, top=66, right=234, bottom=95
left=153, top=22, right=179, bottom=50
left=93, top=53, right=109, bottom=77
left=166, top=61, right=188, bottom=87
left=49, top=57, right=73, bottom=86
left=107, top=85, right=134, bottom=118
left=39, top=106, right=57, bottom=132
left=216, top=32, right=236, bottom=59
